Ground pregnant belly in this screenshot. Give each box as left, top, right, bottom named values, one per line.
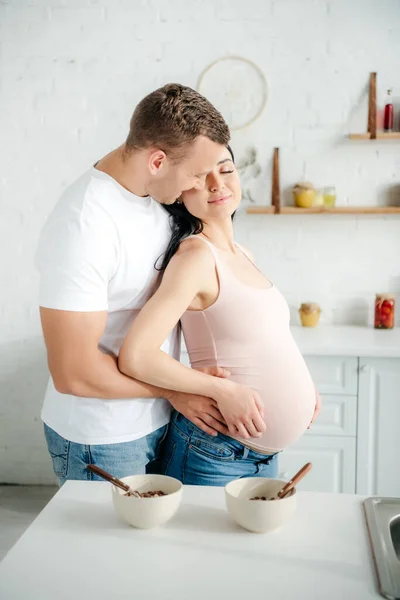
left=227, top=347, right=316, bottom=453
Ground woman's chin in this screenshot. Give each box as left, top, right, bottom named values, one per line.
left=207, top=201, right=238, bottom=217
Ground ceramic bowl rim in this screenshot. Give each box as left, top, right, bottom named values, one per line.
left=112, top=473, right=183, bottom=500
left=225, top=477, right=297, bottom=501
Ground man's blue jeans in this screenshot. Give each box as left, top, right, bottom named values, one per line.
left=44, top=423, right=168, bottom=486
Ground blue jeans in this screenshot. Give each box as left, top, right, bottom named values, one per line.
left=44, top=423, right=168, bottom=487
left=161, top=411, right=279, bottom=486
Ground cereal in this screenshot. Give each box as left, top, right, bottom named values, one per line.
left=250, top=496, right=267, bottom=501
left=124, top=490, right=167, bottom=498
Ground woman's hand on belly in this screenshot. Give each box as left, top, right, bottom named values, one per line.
left=308, top=386, right=321, bottom=429
left=212, top=379, right=266, bottom=440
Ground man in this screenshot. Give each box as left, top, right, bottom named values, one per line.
left=36, top=83, right=264, bottom=485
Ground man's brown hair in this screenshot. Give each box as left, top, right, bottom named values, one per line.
left=125, top=83, right=230, bottom=161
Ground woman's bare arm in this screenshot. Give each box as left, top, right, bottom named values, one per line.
left=118, top=239, right=265, bottom=439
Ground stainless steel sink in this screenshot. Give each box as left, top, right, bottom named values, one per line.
left=391, top=516, right=400, bottom=561
left=364, top=497, right=400, bottom=600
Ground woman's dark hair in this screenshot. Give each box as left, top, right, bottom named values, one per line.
left=156, top=145, right=235, bottom=271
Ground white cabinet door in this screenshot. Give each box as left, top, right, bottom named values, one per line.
left=307, top=394, right=357, bottom=436
left=356, top=358, right=400, bottom=496
left=278, top=436, right=356, bottom=494
left=304, top=356, right=358, bottom=395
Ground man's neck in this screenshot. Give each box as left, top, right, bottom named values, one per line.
left=94, top=145, right=149, bottom=197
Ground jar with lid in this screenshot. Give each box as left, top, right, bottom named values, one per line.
left=299, top=303, right=321, bottom=327
left=293, top=182, right=315, bottom=208
left=374, top=294, right=395, bottom=329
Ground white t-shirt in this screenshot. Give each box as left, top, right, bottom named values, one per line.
left=35, top=167, right=180, bottom=445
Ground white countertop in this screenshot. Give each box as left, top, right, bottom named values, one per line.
left=0, top=482, right=380, bottom=599
left=291, top=325, right=400, bottom=358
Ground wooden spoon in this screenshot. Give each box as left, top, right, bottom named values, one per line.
left=86, top=464, right=140, bottom=497
left=272, top=462, right=312, bottom=500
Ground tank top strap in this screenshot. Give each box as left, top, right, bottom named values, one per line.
left=184, top=234, right=229, bottom=290
left=234, top=241, right=251, bottom=260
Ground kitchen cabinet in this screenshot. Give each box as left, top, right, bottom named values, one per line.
left=305, top=356, right=358, bottom=395
left=279, top=356, right=358, bottom=494
left=306, top=394, right=357, bottom=437
left=277, top=436, right=356, bottom=494
left=281, top=356, right=400, bottom=495
left=356, top=358, right=400, bottom=496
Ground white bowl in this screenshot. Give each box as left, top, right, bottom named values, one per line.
left=225, top=478, right=297, bottom=533
left=112, top=474, right=183, bottom=529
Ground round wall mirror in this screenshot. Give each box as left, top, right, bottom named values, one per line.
left=197, top=56, right=268, bottom=131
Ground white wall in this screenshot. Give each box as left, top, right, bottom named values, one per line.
left=1, top=0, right=399, bottom=483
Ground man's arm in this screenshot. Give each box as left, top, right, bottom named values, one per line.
left=40, top=307, right=230, bottom=436
left=40, top=307, right=171, bottom=399
left=36, top=206, right=229, bottom=435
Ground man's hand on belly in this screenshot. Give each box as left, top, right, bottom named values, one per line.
left=167, top=366, right=230, bottom=437
left=308, top=386, right=321, bottom=428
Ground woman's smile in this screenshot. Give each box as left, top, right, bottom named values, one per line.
left=207, top=194, right=232, bottom=206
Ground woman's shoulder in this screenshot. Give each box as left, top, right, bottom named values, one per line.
left=164, top=236, right=216, bottom=291
left=176, top=236, right=215, bottom=263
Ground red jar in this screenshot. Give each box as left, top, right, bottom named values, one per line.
left=374, top=294, right=395, bottom=329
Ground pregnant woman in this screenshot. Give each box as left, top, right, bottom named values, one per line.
left=119, top=146, right=320, bottom=486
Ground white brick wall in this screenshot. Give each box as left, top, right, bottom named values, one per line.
left=1, top=0, right=399, bottom=483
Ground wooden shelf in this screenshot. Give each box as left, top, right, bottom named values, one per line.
left=247, top=206, right=276, bottom=214
left=261, top=76, right=400, bottom=217
left=246, top=206, right=400, bottom=215
left=349, top=132, right=400, bottom=140
left=349, top=73, right=400, bottom=140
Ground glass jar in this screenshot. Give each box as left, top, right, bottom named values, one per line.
left=313, top=189, right=324, bottom=206
left=299, top=303, right=321, bottom=327
left=322, top=186, right=336, bottom=207
left=293, top=182, right=315, bottom=208
left=374, top=294, right=395, bottom=329
left=383, top=89, right=394, bottom=132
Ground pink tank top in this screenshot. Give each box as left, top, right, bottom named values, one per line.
left=180, top=237, right=316, bottom=453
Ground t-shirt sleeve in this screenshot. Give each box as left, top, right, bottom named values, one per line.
left=35, top=205, right=119, bottom=312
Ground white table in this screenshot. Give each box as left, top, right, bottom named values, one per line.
left=0, top=482, right=380, bottom=599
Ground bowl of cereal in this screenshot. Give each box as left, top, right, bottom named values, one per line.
left=225, top=478, right=297, bottom=533
left=112, top=474, right=183, bottom=529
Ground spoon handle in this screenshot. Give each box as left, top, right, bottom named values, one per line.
left=278, top=462, right=312, bottom=499
left=87, top=464, right=131, bottom=494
